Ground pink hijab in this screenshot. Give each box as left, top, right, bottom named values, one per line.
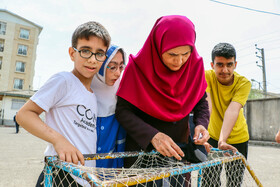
left=117, top=15, right=207, bottom=122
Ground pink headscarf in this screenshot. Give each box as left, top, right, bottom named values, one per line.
left=117, top=15, right=207, bottom=122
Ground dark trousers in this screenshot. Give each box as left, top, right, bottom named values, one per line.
left=129, top=154, right=191, bottom=187
left=36, top=168, right=82, bottom=187
left=15, top=122, right=19, bottom=133
left=201, top=138, right=248, bottom=187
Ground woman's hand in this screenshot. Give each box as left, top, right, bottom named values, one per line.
left=151, top=132, right=184, bottom=160
left=203, top=142, right=213, bottom=153
left=193, top=125, right=210, bottom=145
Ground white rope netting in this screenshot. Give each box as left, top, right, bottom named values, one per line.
left=43, top=149, right=262, bottom=187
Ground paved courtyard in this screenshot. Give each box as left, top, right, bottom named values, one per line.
left=0, top=126, right=279, bottom=187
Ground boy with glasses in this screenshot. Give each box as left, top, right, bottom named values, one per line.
left=16, top=21, right=111, bottom=186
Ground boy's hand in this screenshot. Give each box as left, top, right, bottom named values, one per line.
left=275, top=130, right=280, bottom=143
left=218, top=140, right=237, bottom=154
left=193, top=125, right=210, bottom=145
left=151, top=132, right=184, bottom=160
left=16, top=100, right=85, bottom=165
left=53, top=137, right=85, bottom=165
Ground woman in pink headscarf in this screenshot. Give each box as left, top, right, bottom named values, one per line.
left=116, top=15, right=210, bottom=170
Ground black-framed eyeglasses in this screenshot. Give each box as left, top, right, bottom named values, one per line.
left=73, top=47, right=107, bottom=62
left=106, top=64, right=126, bottom=73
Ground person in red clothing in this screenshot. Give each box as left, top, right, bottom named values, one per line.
left=115, top=15, right=210, bottom=186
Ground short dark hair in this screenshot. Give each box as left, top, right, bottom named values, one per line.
left=211, top=43, right=236, bottom=62
left=71, top=21, right=111, bottom=48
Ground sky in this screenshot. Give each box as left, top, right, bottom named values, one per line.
left=1, top=0, right=280, bottom=93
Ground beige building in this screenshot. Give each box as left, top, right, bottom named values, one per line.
left=0, top=9, right=42, bottom=125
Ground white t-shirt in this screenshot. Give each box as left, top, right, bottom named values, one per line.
left=31, top=72, right=97, bottom=168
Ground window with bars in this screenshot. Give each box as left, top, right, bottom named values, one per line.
left=17, top=45, right=28, bottom=55
left=19, top=28, right=30, bottom=39
left=0, top=56, right=2, bottom=70
left=0, top=39, right=4, bottom=52
left=15, top=61, right=25, bottom=72
left=11, top=99, right=26, bottom=109
left=13, top=78, right=24, bottom=89
left=0, top=21, right=6, bottom=35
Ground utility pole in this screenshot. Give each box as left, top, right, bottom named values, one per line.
left=255, top=44, right=267, bottom=97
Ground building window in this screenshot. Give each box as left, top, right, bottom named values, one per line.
left=0, top=21, right=6, bottom=35
left=17, top=45, right=28, bottom=56
left=13, top=78, right=24, bottom=89
left=19, top=28, right=30, bottom=39
left=15, top=61, right=25, bottom=72
left=0, top=57, right=2, bottom=70
left=11, top=99, right=26, bottom=110
left=0, top=39, right=4, bottom=52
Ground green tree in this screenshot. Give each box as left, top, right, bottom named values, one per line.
left=248, top=89, right=264, bottom=99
